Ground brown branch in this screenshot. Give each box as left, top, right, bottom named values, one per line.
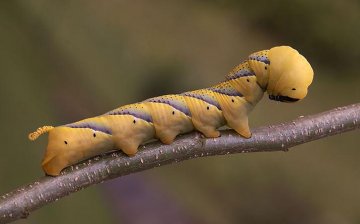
left=0, top=103, right=359, bottom=223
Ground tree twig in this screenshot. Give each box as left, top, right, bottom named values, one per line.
left=0, top=103, right=359, bottom=223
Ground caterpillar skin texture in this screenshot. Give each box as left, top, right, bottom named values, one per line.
left=29, top=46, right=314, bottom=176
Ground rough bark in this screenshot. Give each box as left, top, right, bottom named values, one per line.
left=0, top=103, right=359, bottom=224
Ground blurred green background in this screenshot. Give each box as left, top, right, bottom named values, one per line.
left=0, top=1, right=359, bottom=223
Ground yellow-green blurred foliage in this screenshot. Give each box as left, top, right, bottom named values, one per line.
left=0, top=0, right=359, bottom=223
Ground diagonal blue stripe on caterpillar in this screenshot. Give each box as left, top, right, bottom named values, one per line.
left=144, top=96, right=191, bottom=116
left=181, top=92, right=221, bottom=110
left=65, top=122, right=112, bottom=135
left=106, top=107, right=153, bottom=123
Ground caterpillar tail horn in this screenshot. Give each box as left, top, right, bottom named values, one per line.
left=28, top=126, right=54, bottom=141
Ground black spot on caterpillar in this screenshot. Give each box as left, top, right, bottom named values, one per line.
left=28, top=46, right=314, bottom=176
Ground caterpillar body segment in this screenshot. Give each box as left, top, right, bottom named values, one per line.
left=106, top=103, right=155, bottom=155
left=144, top=95, right=194, bottom=144
left=182, top=89, right=225, bottom=138
left=248, top=50, right=270, bottom=89
left=29, top=46, right=314, bottom=176
left=42, top=125, right=114, bottom=176
left=226, top=70, right=264, bottom=105
left=212, top=89, right=253, bottom=138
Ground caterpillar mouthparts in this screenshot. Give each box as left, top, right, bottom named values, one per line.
left=269, top=95, right=299, bottom=102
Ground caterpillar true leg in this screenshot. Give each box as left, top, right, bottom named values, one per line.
left=227, top=114, right=252, bottom=138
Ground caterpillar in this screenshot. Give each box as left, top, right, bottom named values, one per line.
left=29, top=46, right=314, bottom=176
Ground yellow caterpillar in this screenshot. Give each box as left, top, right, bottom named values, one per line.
left=29, top=46, right=314, bottom=176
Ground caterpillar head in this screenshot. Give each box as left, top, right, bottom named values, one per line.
left=249, top=46, right=314, bottom=102
left=29, top=125, right=113, bottom=176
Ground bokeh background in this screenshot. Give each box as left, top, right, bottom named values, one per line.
left=1, top=1, right=359, bottom=223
